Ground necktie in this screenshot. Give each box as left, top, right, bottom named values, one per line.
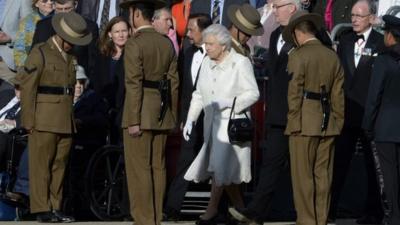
left=212, top=0, right=221, bottom=24
left=193, top=45, right=203, bottom=54
left=324, top=0, right=334, bottom=31
left=3, top=102, right=20, bottom=120
left=100, top=0, right=111, bottom=34
left=355, top=34, right=365, bottom=42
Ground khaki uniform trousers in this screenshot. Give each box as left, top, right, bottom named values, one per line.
left=289, top=136, right=335, bottom=225
left=28, top=130, right=72, bottom=213
left=123, top=130, right=168, bottom=225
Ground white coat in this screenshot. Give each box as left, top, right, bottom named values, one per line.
left=184, top=49, right=260, bottom=186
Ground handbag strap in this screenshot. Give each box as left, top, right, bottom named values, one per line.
left=229, top=97, right=251, bottom=120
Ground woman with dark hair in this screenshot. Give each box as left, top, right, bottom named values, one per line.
left=92, top=16, right=130, bottom=145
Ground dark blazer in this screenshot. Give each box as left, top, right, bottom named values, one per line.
left=74, top=89, right=108, bottom=147
left=190, top=0, right=249, bottom=27
left=31, top=16, right=99, bottom=80
left=179, top=45, right=198, bottom=123
left=265, top=27, right=294, bottom=126
left=77, top=0, right=121, bottom=23
left=362, top=44, right=400, bottom=142
left=91, top=50, right=125, bottom=126
left=337, top=29, right=384, bottom=127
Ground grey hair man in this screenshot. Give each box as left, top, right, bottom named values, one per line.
left=330, top=0, right=385, bottom=223
left=152, top=7, right=172, bottom=35
left=229, top=0, right=301, bottom=225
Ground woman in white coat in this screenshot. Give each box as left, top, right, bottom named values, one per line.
left=182, top=24, right=259, bottom=224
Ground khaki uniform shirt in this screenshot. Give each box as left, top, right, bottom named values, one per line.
left=19, top=38, right=77, bottom=134
left=285, top=39, right=344, bottom=136
left=122, top=26, right=179, bottom=130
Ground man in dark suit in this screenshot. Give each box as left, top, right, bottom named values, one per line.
left=163, top=13, right=211, bottom=220
left=190, top=0, right=249, bottom=28
left=76, top=0, right=122, bottom=33
left=31, top=0, right=99, bottom=82
left=228, top=0, right=300, bottom=224
left=331, top=0, right=385, bottom=223
left=362, top=15, right=400, bottom=225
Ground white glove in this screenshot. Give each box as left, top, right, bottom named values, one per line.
left=211, top=98, right=232, bottom=111
left=183, top=121, right=193, bottom=141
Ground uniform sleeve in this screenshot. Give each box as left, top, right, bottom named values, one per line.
left=19, top=46, right=43, bottom=130
left=234, top=57, right=260, bottom=113
left=167, top=48, right=179, bottom=124
left=123, top=39, right=143, bottom=126
left=285, top=51, right=304, bottom=134
left=330, top=59, right=345, bottom=131
left=362, top=56, right=386, bottom=131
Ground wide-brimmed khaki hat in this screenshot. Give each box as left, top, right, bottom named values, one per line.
left=228, top=4, right=263, bottom=36
left=282, top=10, right=324, bottom=44
left=119, top=0, right=166, bottom=9
left=51, top=11, right=92, bottom=46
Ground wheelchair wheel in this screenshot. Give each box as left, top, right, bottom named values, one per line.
left=85, top=145, right=129, bottom=221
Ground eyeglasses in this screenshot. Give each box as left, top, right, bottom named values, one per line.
left=351, top=13, right=371, bottom=19
left=272, top=2, right=293, bottom=10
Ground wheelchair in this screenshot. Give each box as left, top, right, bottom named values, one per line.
left=0, top=128, right=30, bottom=220
left=83, top=144, right=130, bottom=221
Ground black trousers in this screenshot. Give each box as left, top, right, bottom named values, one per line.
left=0, top=132, right=10, bottom=171
left=376, top=142, right=400, bottom=225
left=247, top=125, right=289, bottom=219
left=330, top=127, right=382, bottom=218
left=164, top=119, right=203, bottom=212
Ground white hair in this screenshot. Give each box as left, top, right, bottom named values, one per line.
left=202, top=24, right=232, bottom=50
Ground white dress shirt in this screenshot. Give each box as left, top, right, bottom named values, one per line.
left=0, top=96, right=20, bottom=120
left=277, top=33, right=285, bottom=54
left=96, top=0, right=117, bottom=27
left=191, top=44, right=206, bottom=85
left=354, top=27, right=372, bottom=67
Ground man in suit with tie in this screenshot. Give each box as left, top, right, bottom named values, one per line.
left=330, top=0, right=385, bottom=223
left=0, top=0, right=31, bottom=82
left=163, top=13, right=212, bottom=220
left=190, top=0, right=249, bottom=28
left=77, top=0, right=122, bottom=33
left=229, top=0, right=300, bottom=224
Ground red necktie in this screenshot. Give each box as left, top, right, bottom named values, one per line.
left=324, top=0, right=334, bottom=31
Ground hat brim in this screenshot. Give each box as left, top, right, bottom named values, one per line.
left=283, top=13, right=324, bottom=44
left=52, top=14, right=92, bottom=46
left=119, top=0, right=166, bottom=9
left=228, top=5, right=264, bottom=36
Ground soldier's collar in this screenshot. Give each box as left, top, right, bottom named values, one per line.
left=135, top=25, right=154, bottom=33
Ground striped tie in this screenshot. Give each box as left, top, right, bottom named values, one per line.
left=212, top=0, right=221, bottom=24
left=100, top=0, right=111, bottom=34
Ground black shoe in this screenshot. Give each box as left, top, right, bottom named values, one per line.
left=196, top=214, right=218, bottom=225
left=356, top=215, right=382, bottom=225
left=36, top=211, right=58, bottom=223
left=162, top=207, right=180, bottom=221
left=52, top=210, right=75, bottom=223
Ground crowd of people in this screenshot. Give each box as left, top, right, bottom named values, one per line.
left=0, top=0, right=399, bottom=225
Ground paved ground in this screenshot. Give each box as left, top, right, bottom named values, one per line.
left=0, top=219, right=362, bottom=225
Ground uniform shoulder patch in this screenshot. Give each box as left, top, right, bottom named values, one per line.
left=24, top=66, right=37, bottom=74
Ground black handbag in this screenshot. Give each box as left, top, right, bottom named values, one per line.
left=227, top=97, right=254, bottom=144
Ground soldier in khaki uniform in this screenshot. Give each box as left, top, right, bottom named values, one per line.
left=282, top=11, right=344, bottom=225
left=227, top=4, right=264, bottom=57
left=19, top=11, right=92, bottom=223
left=119, top=1, right=179, bottom=225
